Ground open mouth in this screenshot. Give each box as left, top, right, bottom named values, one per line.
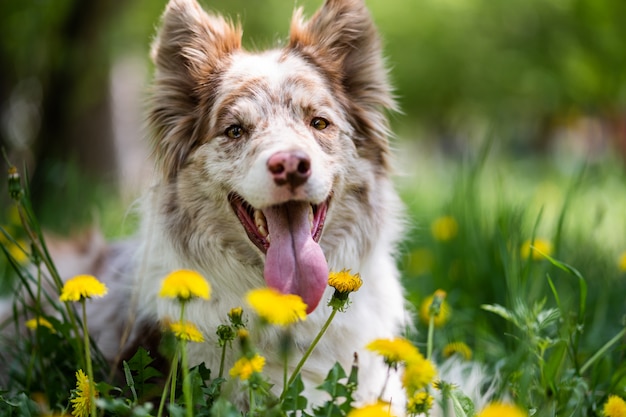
left=228, top=192, right=331, bottom=313
left=228, top=193, right=329, bottom=253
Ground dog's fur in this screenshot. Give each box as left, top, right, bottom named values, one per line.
left=133, top=0, right=409, bottom=407
left=3, top=0, right=414, bottom=411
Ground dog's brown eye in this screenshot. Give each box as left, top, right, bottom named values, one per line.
left=225, top=125, right=244, bottom=139
left=311, top=117, right=329, bottom=131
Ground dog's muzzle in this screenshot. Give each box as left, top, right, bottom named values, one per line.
left=229, top=193, right=330, bottom=313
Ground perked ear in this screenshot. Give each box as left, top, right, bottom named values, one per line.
left=289, top=0, right=396, bottom=171
left=149, top=0, right=241, bottom=179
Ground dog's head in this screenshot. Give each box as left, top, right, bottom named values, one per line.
left=149, top=0, right=395, bottom=313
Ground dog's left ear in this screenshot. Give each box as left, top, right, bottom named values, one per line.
left=289, top=0, right=395, bottom=169
left=149, top=0, right=242, bottom=179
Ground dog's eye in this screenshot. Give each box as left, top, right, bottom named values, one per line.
left=311, top=117, right=329, bottom=131
left=225, top=125, right=244, bottom=139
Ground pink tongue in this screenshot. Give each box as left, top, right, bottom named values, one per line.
left=263, top=202, right=328, bottom=313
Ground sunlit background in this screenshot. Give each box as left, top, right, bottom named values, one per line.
left=3, top=0, right=626, bottom=213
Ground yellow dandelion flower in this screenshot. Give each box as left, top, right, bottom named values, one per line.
left=476, top=402, right=527, bottom=417
left=246, top=287, right=307, bottom=326
left=168, top=321, right=205, bottom=343
left=520, top=238, right=552, bottom=260
left=366, top=337, right=422, bottom=367
left=328, top=269, right=363, bottom=293
left=347, top=401, right=395, bottom=417
left=229, top=306, right=243, bottom=319
left=229, top=353, right=266, bottom=380
left=406, top=391, right=434, bottom=415
left=431, top=216, right=458, bottom=241
left=25, top=317, right=55, bottom=333
left=604, top=395, right=626, bottom=417
left=402, top=356, right=437, bottom=395
left=418, top=292, right=451, bottom=327
left=59, top=275, right=108, bottom=302
left=7, top=239, right=29, bottom=264
left=618, top=252, right=626, bottom=272
left=159, top=269, right=211, bottom=301
left=442, top=341, right=472, bottom=360
left=70, top=369, right=97, bottom=417
left=228, top=306, right=245, bottom=328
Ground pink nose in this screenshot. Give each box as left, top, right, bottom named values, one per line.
left=267, top=151, right=311, bottom=188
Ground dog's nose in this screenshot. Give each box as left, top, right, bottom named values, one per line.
left=267, top=151, right=311, bottom=188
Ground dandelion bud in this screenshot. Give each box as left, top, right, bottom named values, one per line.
left=216, top=324, right=236, bottom=347
left=429, top=290, right=447, bottom=318
left=228, top=306, right=245, bottom=328
left=8, top=166, right=23, bottom=201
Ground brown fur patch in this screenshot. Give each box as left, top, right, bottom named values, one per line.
left=288, top=0, right=397, bottom=173
left=149, top=0, right=243, bottom=179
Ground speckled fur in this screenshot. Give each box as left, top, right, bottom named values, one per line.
left=136, top=0, right=410, bottom=410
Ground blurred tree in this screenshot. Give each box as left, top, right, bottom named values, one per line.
left=369, top=0, right=626, bottom=151
left=0, top=0, right=135, bottom=215
left=2, top=0, right=626, bottom=226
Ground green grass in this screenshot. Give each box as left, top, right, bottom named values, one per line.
left=1, top=145, right=626, bottom=416
left=397, top=144, right=626, bottom=415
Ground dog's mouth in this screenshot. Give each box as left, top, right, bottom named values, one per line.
left=229, top=193, right=330, bottom=313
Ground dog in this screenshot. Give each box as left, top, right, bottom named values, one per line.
left=132, top=0, right=410, bottom=408
left=2, top=0, right=412, bottom=411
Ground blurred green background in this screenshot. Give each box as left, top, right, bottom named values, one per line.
left=2, top=0, right=626, bottom=222
left=2, top=0, right=626, bottom=285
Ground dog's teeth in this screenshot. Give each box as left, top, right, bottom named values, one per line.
left=254, top=210, right=268, bottom=237
left=254, top=209, right=264, bottom=224
left=266, top=234, right=271, bottom=243
left=254, top=209, right=266, bottom=227
left=309, top=205, right=314, bottom=230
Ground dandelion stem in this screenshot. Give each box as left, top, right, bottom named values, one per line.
left=181, top=338, right=193, bottom=417
left=179, top=303, right=193, bottom=417
left=156, top=367, right=172, bottom=417
left=170, top=350, right=179, bottom=407
left=81, top=301, right=97, bottom=417
left=218, top=342, right=227, bottom=379
left=580, top=327, right=626, bottom=375
left=283, top=353, right=288, bottom=399
left=30, top=266, right=45, bottom=391
left=281, top=307, right=338, bottom=400
left=449, top=388, right=468, bottom=417
left=427, top=315, right=435, bottom=361
left=249, top=384, right=255, bottom=415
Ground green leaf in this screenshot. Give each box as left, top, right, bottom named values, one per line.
left=313, top=363, right=354, bottom=416
left=537, top=251, right=587, bottom=321
left=125, top=347, right=163, bottom=400
left=202, top=377, right=226, bottom=407
left=316, top=362, right=347, bottom=396
left=451, top=387, right=475, bottom=417
left=542, top=339, right=568, bottom=393
left=123, top=360, right=139, bottom=403
left=281, top=372, right=308, bottom=414
left=209, top=397, right=241, bottom=417
left=481, top=304, right=514, bottom=322
left=0, top=393, right=38, bottom=416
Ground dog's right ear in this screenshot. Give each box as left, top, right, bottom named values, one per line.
left=149, top=0, right=241, bottom=179
left=288, top=0, right=395, bottom=172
